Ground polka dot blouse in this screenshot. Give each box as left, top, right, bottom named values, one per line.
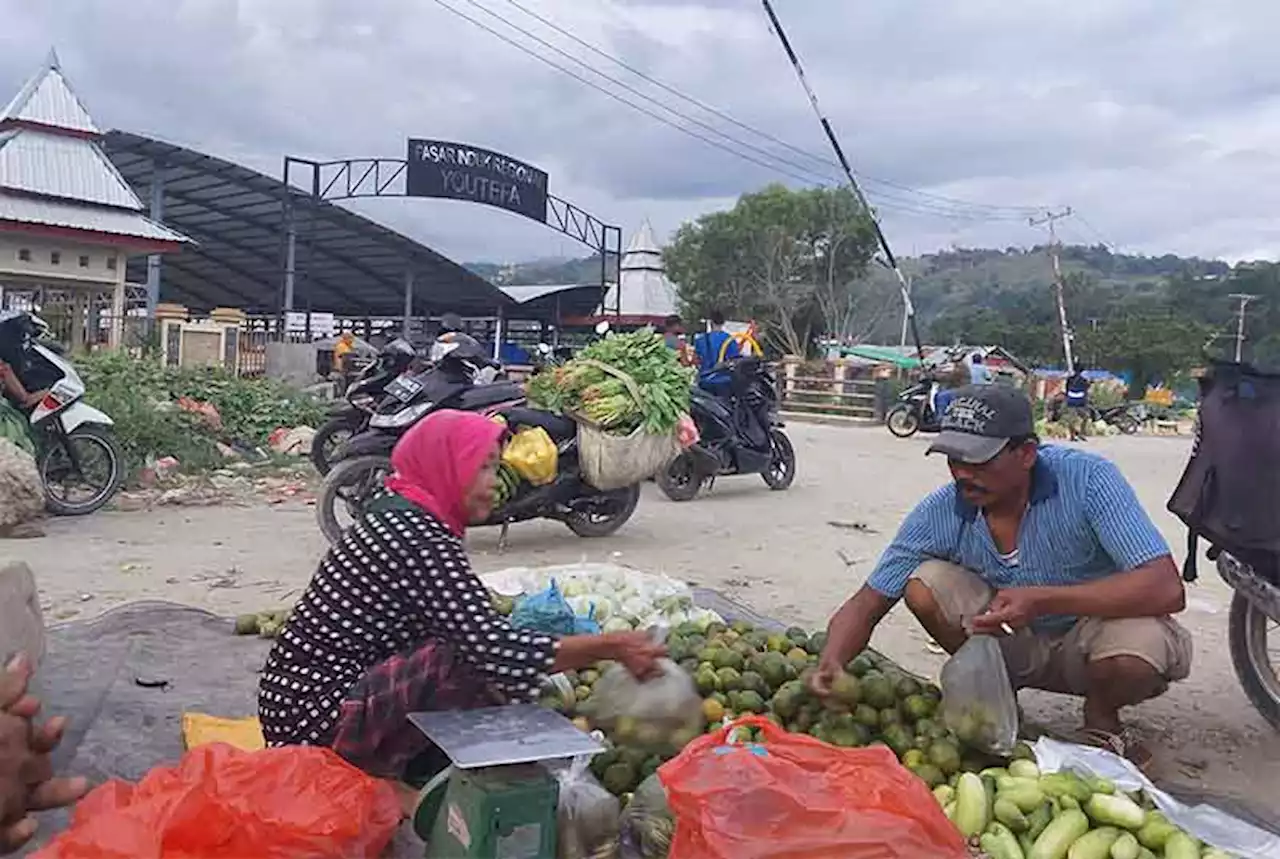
left=258, top=500, right=558, bottom=746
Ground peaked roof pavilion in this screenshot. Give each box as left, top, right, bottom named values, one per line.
left=0, top=49, right=190, bottom=252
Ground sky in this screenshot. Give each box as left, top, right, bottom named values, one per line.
left=3, top=0, right=1280, bottom=266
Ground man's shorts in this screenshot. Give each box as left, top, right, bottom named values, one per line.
left=910, top=560, right=1193, bottom=696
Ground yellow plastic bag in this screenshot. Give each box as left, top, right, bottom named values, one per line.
left=502, top=426, right=558, bottom=486
left=181, top=712, right=265, bottom=751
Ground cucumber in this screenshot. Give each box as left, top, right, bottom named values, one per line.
left=954, top=772, right=991, bottom=838
left=1060, top=795, right=1080, bottom=811
left=1108, top=832, right=1139, bottom=859
left=933, top=785, right=955, bottom=807
left=1160, top=832, right=1199, bottom=859
left=994, top=797, right=1030, bottom=832
left=1083, top=793, right=1146, bottom=831
left=999, top=775, right=1042, bottom=793
left=1026, top=802, right=1054, bottom=840
left=1008, top=759, right=1041, bottom=779
left=982, top=767, right=1011, bottom=779
left=1027, top=809, right=1089, bottom=859
left=1135, top=813, right=1176, bottom=850
left=1039, top=773, right=1094, bottom=802
left=980, top=822, right=1027, bottom=859
left=1001, top=786, right=1048, bottom=814
left=1065, top=827, right=1119, bottom=859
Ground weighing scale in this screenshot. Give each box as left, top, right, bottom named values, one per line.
left=409, top=704, right=605, bottom=859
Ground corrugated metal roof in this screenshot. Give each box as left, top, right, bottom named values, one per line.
left=0, top=129, right=142, bottom=209
left=0, top=193, right=189, bottom=243
left=0, top=51, right=99, bottom=135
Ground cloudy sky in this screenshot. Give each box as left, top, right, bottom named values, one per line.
left=3, top=0, right=1280, bottom=265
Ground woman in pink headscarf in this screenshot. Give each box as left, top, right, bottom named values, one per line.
left=258, top=410, right=663, bottom=786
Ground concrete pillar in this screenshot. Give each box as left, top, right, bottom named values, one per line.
left=283, top=206, right=297, bottom=311
left=145, top=163, right=166, bottom=324
left=402, top=268, right=414, bottom=333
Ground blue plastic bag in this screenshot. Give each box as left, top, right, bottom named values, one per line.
left=511, top=580, right=578, bottom=635
left=572, top=603, right=601, bottom=635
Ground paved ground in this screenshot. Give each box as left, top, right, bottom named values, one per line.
left=13, top=425, right=1279, bottom=819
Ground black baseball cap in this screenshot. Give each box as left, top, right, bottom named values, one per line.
left=927, top=385, right=1035, bottom=464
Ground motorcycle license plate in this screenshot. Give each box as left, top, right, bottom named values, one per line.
left=386, top=375, right=422, bottom=402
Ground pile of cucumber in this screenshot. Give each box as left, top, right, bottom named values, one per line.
left=935, top=760, right=1233, bottom=859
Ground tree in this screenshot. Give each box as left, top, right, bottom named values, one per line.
left=664, top=184, right=883, bottom=356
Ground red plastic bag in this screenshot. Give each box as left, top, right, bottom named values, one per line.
left=659, top=715, right=969, bottom=859
left=32, top=743, right=402, bottom=859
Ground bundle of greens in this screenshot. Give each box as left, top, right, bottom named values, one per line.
left=526, top=329, right=694, bottom=435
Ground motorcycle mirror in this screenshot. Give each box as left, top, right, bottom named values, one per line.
left=594, top=320, right=611, bottom=336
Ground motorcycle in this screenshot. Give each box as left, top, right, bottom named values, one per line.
left=1046, top=395, right=1145, bottom=435
left=884, top=377, right=944, bottom=438
left=657, top=357, right=796, bottom=501
left=309, top=337, right=422, bottom=475
left=317, top=333, right=641, bottom=544
left=0, top=311, right=125, bottom=515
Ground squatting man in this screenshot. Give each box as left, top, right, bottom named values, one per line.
left=811, top=385, right=1190, bottom=767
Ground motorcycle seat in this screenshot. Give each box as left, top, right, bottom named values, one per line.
left=503, top=407, right=577, bottom=441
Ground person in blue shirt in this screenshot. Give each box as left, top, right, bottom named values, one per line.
left=692, top=310, right=740, bottom=397
left=1064, top=367, right=1092, bottom=441
left=809, top=385, right=1189, bottom=767
left=968, top=352, right=994, bottom=385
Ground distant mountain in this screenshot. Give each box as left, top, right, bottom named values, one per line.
left=464, top=256, right=605, bottom=286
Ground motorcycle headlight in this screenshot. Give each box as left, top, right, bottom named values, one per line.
left=369, top=401, right=433, bottom=428
left=350, top=393, right=375, bottom=410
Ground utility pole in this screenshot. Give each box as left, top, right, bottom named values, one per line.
left=1228, top=293, right=1258, bottom=362
left=1029, top=207, right=1075, bottom=371
left=900, top=274, right=912, bottom=348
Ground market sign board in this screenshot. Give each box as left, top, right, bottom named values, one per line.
left=406, top=139, right=549, bottom=223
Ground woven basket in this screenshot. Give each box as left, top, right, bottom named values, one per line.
left=570, top=359, right=682, bottom=491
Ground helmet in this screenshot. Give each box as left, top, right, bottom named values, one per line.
left=428, top=331, right=487, bottom=365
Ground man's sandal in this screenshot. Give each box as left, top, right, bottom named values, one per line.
left=1079, top=727, right=1153, bottom=771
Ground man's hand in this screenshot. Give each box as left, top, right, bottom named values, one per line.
left=972, top=588, right=1045, bottom=634
left=0, top=655, right=90, bottom=855
left=808, top=654, right=844, bottom=698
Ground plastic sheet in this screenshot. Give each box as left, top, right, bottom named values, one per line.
left=659, top=715, right=970, bottom=859
left=544, top=756, right=622, bottom=859
left=30, top=743, right=401, bottom=859
left=1033, top=737, right=1280, bottom=859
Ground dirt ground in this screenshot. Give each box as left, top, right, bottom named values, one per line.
left=11, top=424, right=1279, bottom=819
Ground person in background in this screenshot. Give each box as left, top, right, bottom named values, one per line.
left=968, top=352, right=994, bottom=385
left=662, top=315, right=683, bottom=351
left=0, top=654, right=89, bottom=854
left=809, top=385, right=1189, bottom=769
left=693, top=310, right=740, bottom=397
left=0, top=361, right=44, bottom=410
left=1064, top=366, right=1092, bottom=442
left=258, top=410, right=664, bottom=801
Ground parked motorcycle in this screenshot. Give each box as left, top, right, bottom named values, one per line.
left=309, top=337, right=422, bottom=475
left=657, top=357, right=796, bottom=501
left=0, top=311, right=124, bottom=514
left=1168, top=361, right=1280, bottom=728
left=884, top=377, right=944, bottom=438
left=1046, top=395, right=1144, bottom=435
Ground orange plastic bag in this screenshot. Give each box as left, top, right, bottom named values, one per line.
left=659, top=715, right=969, bottom=859
left=32, top=743, right=402, bottom=859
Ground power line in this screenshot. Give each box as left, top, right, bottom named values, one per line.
left=431, top=0, right=1029, bottom=222
left=495, top=0, right=1040, bottom=216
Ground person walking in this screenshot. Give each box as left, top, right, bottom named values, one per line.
left=1064, top=367, right=1092, bottom=441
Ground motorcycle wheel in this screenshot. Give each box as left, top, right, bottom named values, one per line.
left=885, top=404, right=920, bottom=438
left=317, top=454, right=393, bottom=544
left=1228, top=590, right=1280, bottom=729
left=761, top=429, right=796, bottom=491
left=40, top=424, right=125, bottom=516
left=1113, top=414, right=1140, bottom=435
left=310, top=414, right=361, bottom=475
left=657, top=453, right=704, bottom=502
left=564, top=484, right=641, bottom=538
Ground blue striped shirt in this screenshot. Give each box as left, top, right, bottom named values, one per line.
left=866, top=445, right=1170, bottom=632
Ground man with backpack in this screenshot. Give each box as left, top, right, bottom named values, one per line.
left=1064, top=366, right=1092, bottom=441
left=810, top=385, right=1191, bottom=767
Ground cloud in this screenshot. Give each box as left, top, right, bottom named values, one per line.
left=3, top=0, right=1280, bottom=269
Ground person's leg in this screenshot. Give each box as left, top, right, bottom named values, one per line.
left=903, top=561, right=993, bottom=654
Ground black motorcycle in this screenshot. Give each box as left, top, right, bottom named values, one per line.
left=309, top=338, right=422, bottom=475
left=884, top=377, right=943, bottom=438
left=656, top=357, right=796, bottom=502
left=316, top=334, right=640, bottom=544
left=1046, top=396, right=1145, bottom=435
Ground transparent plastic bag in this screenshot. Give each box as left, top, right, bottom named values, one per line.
left=544, top=756, right=622, bottom=859
left=511, top=579, right=578, bottom=635
left=591, top=658, right=702, bottom=752
left=503, top=425, right=558, bottom=486
left=939, top=634, right=1018, bottom=756
left=619, top=773, right=675, bottom=859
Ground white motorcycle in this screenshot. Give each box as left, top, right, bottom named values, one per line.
left=0, top=311, right=125, bottom=515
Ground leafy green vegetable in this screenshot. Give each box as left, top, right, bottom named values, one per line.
left=526, top=328, right=694, bottom=435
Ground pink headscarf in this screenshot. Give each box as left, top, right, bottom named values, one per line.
left=384, top=409, right=505, bottom=537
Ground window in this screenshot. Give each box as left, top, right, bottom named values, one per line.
left=79, top=255, right=90, bottom=268
left=17, top=248, right=30, bottom=262
left=106, top=255, right=118, bottom=271
left=50, top=251, right=61, bottom=265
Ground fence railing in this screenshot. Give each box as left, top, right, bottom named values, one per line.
left=775, top=357, right=887, bottom=422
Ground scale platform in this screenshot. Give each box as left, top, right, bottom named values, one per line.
left=409, top=703, right=604, bottom=770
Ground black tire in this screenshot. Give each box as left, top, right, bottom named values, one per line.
left=886, top=404, right=919, bottom=438
left=564, top=484, right=641, bottom=538
left=40, top=424, right=125, bottom=516
left=1113, top=414, right=1140, bottom=435
left=310, top=415, right=361, bottom=475
left=657, top=453, right=704, bottom=502
left=761, top=429, right=796, bottom=491
left=1228, top=590, right=1280, bottom=729
left=317, top=454, right=392, bottom=544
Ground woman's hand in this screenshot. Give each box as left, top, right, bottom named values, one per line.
left=605, top=632, right=666, bottom=681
